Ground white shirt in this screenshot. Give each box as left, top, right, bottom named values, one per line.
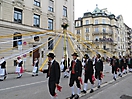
left=50, top=59, right=54, bottom=65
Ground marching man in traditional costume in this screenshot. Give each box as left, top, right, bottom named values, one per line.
left=123, top=56, right=127, bottom=74
left=0, top=57, right=7, bottom=81
left=127, top=55, right=132, bottom=72
left=68, top=52, right=82, bottom=99
left=110, top=56, right=119, bottom=81
left=94, top=53, right=103, bottom=88
left=15, top=57, right=23, bottom=78
left=41, top=53, right=61, bottom=99
left=81, top=54, right=94, bottom=93
left=118, top=55, right=124, bottom=77
left=32, top=58, right=39, bottom=76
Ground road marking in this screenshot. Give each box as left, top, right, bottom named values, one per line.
left=0, top=80, right=47, bottom=92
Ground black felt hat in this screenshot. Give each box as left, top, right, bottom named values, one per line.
left=71, top=52, right=78, bottom=57
left=47, top=53, right=55, bottom=58
left=84, top=54, right=89, bottom=59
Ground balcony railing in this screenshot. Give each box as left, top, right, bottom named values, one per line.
left=93, top=31, right=113, bottom=35
left=93, top=38, right=113, bottom=42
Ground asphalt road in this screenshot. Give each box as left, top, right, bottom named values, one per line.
left=0, top=63, right=130, bottom=99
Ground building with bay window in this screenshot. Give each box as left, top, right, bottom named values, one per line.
left=75, top=5, right=131, bottom=57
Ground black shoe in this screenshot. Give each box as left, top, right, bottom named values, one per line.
left=69, top=94, right=75, bottom=99
left=64, top=75, right=67, bottom=78
left=118, top=74, right=121, bottom=76
left=32, top=75, right=35, bottom=77
left=17, top=75, right=22, bottom=79
left=123, top=72, right=126, bottom=74
left=120, top=75, right=122, bottom=77
left=16, top=76, right=20, bottom=79
left=81, top=90, right=86, bottom=94
left=4, top=76, right=7, bottom=80
left=35, top=74, right=38, bottom=76
left=90, top=89, right=94, bottom=93
left=113, top=77, right=116, bottom=81
left=98, top=85, right=100, bottom=88
left=74, top=94, right=79, bottom=99
left=0, top=79, right=3, bottom=81
left=66, top=76, right=69, bottom=78
left=20, top=75, right=22, bottom=78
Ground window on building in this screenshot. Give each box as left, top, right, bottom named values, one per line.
left=95, top=28, right=99, bottom=32
left=95, top=19, right=98, bottom=24
left=48, top=18, right=53, bottom=30
left=103, top=45, right=106, bottom=50
left=103, top=28, right=106, bottom=33
left=86, top=20, right=89, bottom=25
left=14, top=8, right=22, bottom=23
left=34, top=0, right=40, bottom=7
left=77, top=30, right=80, bottom=34
left=34, top=14, right=40, bottom=27
left=48, top=37, right=53, bottom=50
left=63, top=6, right=67, bottom=17
left=85, top=28, right=89, bottom=33
left=13, top=32, right=22, bottom=48
left=76, top=22, right=80, bottom=27
left=95, top=36, right=99, bottom=41
left=118, top=37, right=120, bottom=41
left=48, top=0, right=54, bottom=12
left=102, top=19, right=105, bottom=24
left=77, top=22, right=79, bottom=26
left=86, top=36, right=89, bottom=40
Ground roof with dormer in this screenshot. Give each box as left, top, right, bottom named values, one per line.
left=92, top=4, right=103, bottom=14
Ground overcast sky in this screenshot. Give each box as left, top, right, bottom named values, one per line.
left=75, top=0, right=132, bottom=28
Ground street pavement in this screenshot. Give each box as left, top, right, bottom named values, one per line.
left=0, top=63, right=132, bottom=99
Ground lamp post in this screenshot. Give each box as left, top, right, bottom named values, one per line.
left=61, top=23, right=68, bottom=66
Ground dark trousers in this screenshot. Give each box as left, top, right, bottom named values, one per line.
left=123, top=64, right=127, bottom=70
left=84, top=74, right=94, bottom=84
left=95, top=71, right=101, bottom=80
left=112, top=66, right=117, bottom=74
left=69, top=74, right=81, bottom=88
left=48, top=80, right=56, bottom=96
left=119, top=66, right=123, bottom=72
left=128, top=64, right=132, bottom=69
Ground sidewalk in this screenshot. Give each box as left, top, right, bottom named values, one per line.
left=88, top=74, right=132, bottom=99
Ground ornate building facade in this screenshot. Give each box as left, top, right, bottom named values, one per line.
left=75, top=5, right=131, bottom=57
left=0, top=0, right=74, bottom=67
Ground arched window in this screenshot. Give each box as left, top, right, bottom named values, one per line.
left=13, top=32, right=22, bottom=48
left=48, top=37, right=53, bottom=50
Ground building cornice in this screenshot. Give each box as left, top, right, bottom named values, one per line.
left=0, top=19, right=47, bottom=32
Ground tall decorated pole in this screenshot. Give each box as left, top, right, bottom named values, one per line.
left=61, top=23, right=69, bottom=67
